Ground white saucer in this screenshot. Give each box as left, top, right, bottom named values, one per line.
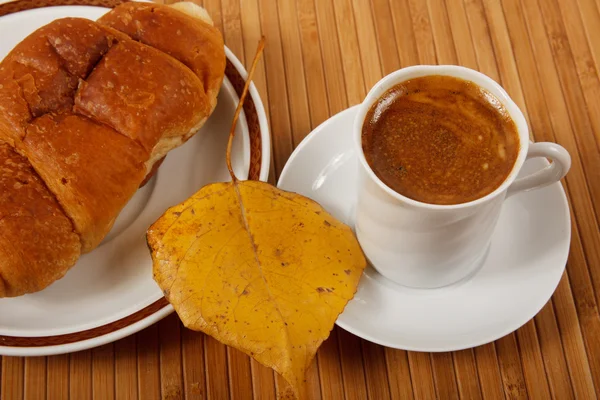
left=278, top=106, right=571, bottom=352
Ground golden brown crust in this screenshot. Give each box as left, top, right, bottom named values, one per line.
left=0, top=72, right=31, bottom=146
left=0, top=2, right=225, bottom=297
left=43, top=17, right=122, bottom=78
left=2, top=32, right=77, bottom=117
left=74, top=38, right=210, bottom=153
left=0, top=18, right=125, bottom=125
left=98, top=2, right=225, bottom=105
left=0, top=143, right=80, bottom=297
left=20, top=113, right=148, bottom=252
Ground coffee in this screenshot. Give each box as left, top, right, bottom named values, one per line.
left=361, top=75, right=520, bottom=205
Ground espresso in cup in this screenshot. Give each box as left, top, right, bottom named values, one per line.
left=355, top=66, right=570, bottom=288
left=361, top=75, right=520, bottom=205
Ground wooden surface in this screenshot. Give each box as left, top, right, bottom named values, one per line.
left=2, top=0, right=600, bottom=398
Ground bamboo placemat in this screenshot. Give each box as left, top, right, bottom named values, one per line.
left=2, top=0, right=600, bottom=398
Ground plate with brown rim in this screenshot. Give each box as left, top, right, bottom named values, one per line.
left=0, top=0, right=270, bottom=356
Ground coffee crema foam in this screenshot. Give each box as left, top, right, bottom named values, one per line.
left=361, top=75, right=520, bottom=205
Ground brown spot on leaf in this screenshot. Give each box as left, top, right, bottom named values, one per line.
left=344, top=269, right=351, bottom=275
left=323, top=220, right=331, bottom=227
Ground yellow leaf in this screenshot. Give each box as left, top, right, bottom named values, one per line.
left=147, top=179, right=366, bottom=398
left=146, top=38, right=366, bottom=398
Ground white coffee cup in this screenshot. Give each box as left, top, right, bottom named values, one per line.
left=354, top=65, right=571, bottom=289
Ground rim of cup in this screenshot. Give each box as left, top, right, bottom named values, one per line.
left=354, top=65, right=530, bottom=210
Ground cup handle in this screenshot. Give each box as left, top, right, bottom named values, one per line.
left=506, top=142, right=571, bottom=198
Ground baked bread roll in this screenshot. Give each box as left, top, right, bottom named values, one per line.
left=0, top=2, right=225, bottom=297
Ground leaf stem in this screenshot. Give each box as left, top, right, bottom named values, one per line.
left=226, top=37, right=266, bottom=182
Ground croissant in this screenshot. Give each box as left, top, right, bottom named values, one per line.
left=0, top=2, right=225, bottom=297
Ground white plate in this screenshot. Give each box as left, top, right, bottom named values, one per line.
left=278, top=106, right=570, bottom=352
left=0, top=5, right=270, bottom=356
